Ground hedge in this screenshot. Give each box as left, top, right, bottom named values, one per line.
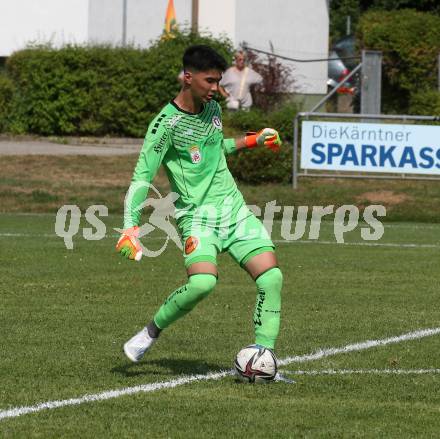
left=409, top=89, right=440, bottom=116
left=223, top=102, right=298, bottom=144
left=0, top=75, right=14, bottom=131
left=227, top=142, right=293, bottom=185
left=1, top=31, right=233, bottom=136
left=357, top=9, right=440, bottom=114
left=224, top=102, right=298, bottom=184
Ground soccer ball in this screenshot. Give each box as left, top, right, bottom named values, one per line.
left=234, top=344, right=278, bottom=383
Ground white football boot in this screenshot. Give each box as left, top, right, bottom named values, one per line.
left=123, top=327, right=157, bottom=362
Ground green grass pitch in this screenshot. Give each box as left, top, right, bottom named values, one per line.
left=0, top=214, right=439, bottom=437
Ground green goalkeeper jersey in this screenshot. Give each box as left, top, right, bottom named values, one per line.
left=124, top=100, right=245, bottom=230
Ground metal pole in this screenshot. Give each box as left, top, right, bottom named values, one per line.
left=122, top=0, right=127, bottom=46
left=292, top=115, right=299, bottom=189
left=361, top=50, right=382, bottom=115
left=192, top=0, right=199, bottom=33
left=297, top=111, right=439, bottom=122
left=346, top=16, right=351, bottom=36
left=309, top=62, right=362, bottom=113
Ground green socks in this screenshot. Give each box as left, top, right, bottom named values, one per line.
left=152, top=267, right=282, bottom=350
left=253, top=267, right=283, bottom=349
left=154, top=273, right=217, bottom=329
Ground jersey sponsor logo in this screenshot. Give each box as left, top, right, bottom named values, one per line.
left=212, top=116, right=222, bottom=129
left=153, top=131, right=168, bottom=154
left=189, top=145, right=202, bottom=163
left=184, top=236, right=199, bottom=255
left=253, top=287, right=266, bottom=326
left=164, top=284, right=187, bottom=304
left=168, top=115, right=183, bottom=128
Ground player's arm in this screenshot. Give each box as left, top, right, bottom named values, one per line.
left=216, top=100, right=281, bottom=154
left=223, top=129, right=282, bottom=154
left=117, top=120, right=171, bottom=260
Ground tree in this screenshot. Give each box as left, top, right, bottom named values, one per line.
left=330, top=0, right=440, bottom=44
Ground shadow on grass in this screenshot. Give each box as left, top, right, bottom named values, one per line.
left=112, top=358, right=225, bottom=378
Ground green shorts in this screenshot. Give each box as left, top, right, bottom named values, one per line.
left=180, top=212, right=275, bottom=268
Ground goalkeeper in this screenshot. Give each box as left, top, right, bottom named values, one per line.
left=117, top=45, right=283, bottom=363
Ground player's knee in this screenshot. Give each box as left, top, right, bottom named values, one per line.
left=255, top=267, right=283, bottom=291
left=188, top=273, right=217, bottom=301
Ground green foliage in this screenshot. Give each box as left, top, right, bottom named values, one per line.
left=223, top=102, right=298, bottom=144
left=330, top=1, right=440, bottom=44
left=330, top=0, right=361, bottom=43
left=365, top=0, right=440, bottom=14
left=357, top=9, right=440, bottom=113
left=409, top=89, right=440, bottom=116
left=224, top=102, right=298, bottom=184
left=6, top=46, right=150, bottom=135
left=0, top=74, right=14, bottom=131
left=267, top=102, right=298, bottom=144
left=1, top=30, right=234, bottom=136
left=227, top=143, right=292, bottom=185
left=222, top=108, right=266, bottom=134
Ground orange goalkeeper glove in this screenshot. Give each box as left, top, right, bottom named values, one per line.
left=116, top=226, right=143, bottom=261
left=245, top=128, right=281, bottom=151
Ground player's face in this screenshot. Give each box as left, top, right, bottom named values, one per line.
left=186, top=69, right=222, bottom=103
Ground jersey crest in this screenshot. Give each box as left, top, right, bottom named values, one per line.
left=212, top=116, right=222, bottom=129
left=189, top=145, right=202, bottom=164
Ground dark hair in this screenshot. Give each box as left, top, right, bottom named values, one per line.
left=183, top=45, right=227, bottom=72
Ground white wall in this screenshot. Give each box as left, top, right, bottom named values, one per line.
left=0, top=0, right=192, bottom=55
left=128, top=0, right=191, bottom=46
left=236, top=0, right=329, bottom=94
left=198, top=0, right=235, bottom=44
left=88, top=0, right=192, bottom=47
left=0, top=0, right=89, bottom=56
left=88, top=0, right=122, bottom=45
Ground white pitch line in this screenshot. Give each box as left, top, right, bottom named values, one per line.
left=0, top=327, right=439, bottom=421
left=0, top=371, right=230, bottom=421
left=277, top=327, right=440, bottom=366
left=283, top=368, right=440, bottom=376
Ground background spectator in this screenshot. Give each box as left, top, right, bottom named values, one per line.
left=219, top=51, right=262, bottom=111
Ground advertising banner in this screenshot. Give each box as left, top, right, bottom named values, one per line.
left=301, top=121, right=440, bottom=175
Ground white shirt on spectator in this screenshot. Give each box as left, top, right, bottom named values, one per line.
left=220, top=66, right=262, bottom=110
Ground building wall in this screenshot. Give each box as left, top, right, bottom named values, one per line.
left=198, top=0, right=235, bottom=47
left=87, top=0, right=122, bottom=45
left=128, top=0, right=191, bottom=45
left=235, top=0, right=329, bottom=94
left=0, top=0, right=89, bottom=56
left=88, top=0, right=191, bottom=47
